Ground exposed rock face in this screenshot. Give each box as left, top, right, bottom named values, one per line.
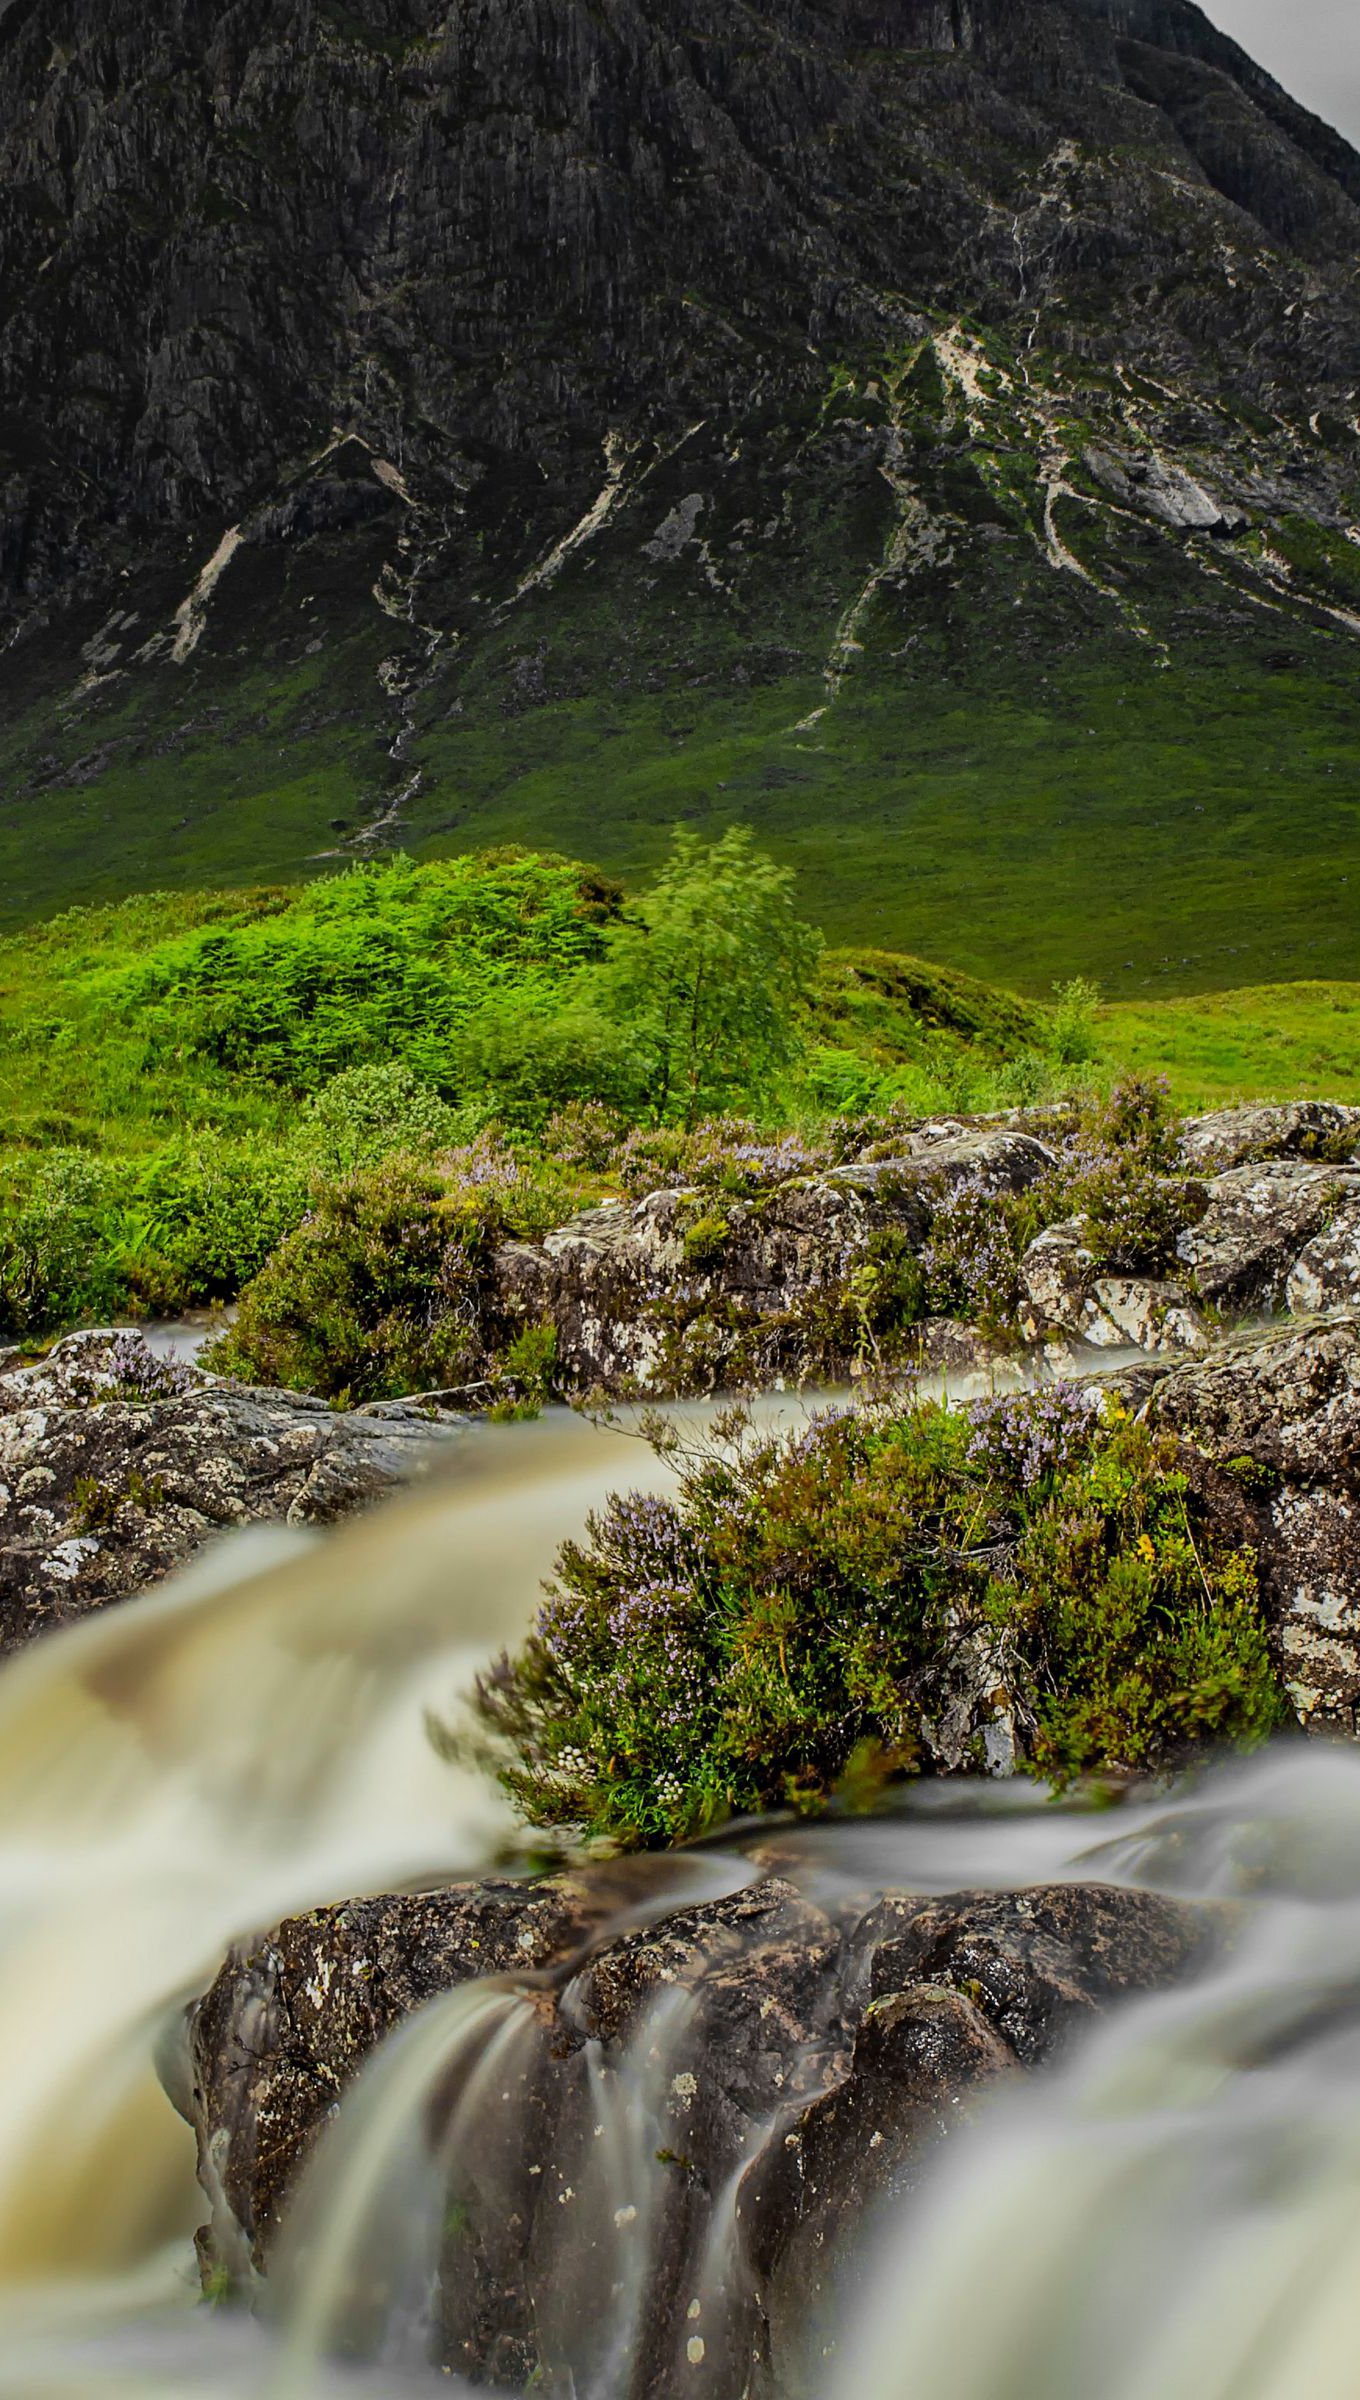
left=0, top=1330, right=463, bottom=1648
left=1180, top=1103, right=1360, bottom=1175
left=1145, top=1313, right=1360, bottom=1732
left=1176, top=1163, right=1360, bottom=1311
left=1017, top=1217, right=1210, bottom=1357
left=1, top=0, right=1358, bottom=943
left=493, top=1108, right=1360, bottom=1399
left=493, top=1128, right=1056, bottom=1394
left=184, top=1868, right=1215, bottom=2391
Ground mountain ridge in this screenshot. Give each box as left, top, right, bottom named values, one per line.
left=0, top=0, right=1357, bottom=986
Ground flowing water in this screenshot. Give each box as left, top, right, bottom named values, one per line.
left=0, top=1399, right=1357, bottom=2395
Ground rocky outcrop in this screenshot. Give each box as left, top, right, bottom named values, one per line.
left=1175, top=1162, right=1360, bottom=1311
left=1179, top=1103, right=1360, bottom=1175
left=1143, top=1313, right=1360, bottom=1733
left=493, top=1127, right=1056, bottom=1394
left=0, top=1330, right=464, bottom=1649
left=184, top=1868, right=1215, bottom=2391
left=6, top=1127, right=1360, bottom=1648
left=494, top=1106, right=1360, bottom=1397
left=1017, top=1218, right=1210, bottom=1358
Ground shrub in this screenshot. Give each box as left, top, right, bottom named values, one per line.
left=0, top=1152, right=120, bottom=1336
left=919, top=1167, right=1031, bottom=1329
left=1049, top=976, right=1103, bottom=1068
left=303, top=1063, right=466, bottom=1172
left=113, top=854, right=618, bottom=1094
left=600, top=829, right=823, bottom=1125
left=611, top=1118, right=830, bottom=1200
left=452, top=992, right=645, bottom=1132
left=121, top=1139, right=311, bottom=1307
left=97, top=1330, right=197, bottom=1403
left=473, top=1390, right=1283, bottom=1847
left=212, top=1140, right=590, bottom=1400
left=207, top=1157, right=491, bottom=1401
left=1050, top=1076, right=1205, bottom=1272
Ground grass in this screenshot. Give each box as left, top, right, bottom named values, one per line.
left=1, top=874, right=1355, bottom=1184
left=1101, top=982, right=1360, bottom=1106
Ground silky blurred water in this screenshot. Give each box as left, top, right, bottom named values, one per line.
left=0, top=1398, right=1353, bottom=2397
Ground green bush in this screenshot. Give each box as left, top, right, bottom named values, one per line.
left=112, top=854, right=618, bottom=1094
left=0, top=1152, right=119, bottom=1337
left=600, top=828, right=823, bottom=1125
left=210, top=1141, right=592, bottom=1400
left=1049, top=976, right=1103, bottom=1068
left=452, top=991, right=645, bottom=1132
left=473, top=1389, right=1283, bottom=1848
left=207, top=1156, right=489, bottom=1401
left=121, top=1139, right=311, bottom=1307
left=303, top=1063, right=466, bottom=1172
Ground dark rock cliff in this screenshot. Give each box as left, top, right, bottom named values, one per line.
left=3, top=0, right=1356, bottom=598
left=0, top=0, right=1357, bottom=962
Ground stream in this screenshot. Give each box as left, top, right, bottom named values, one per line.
left=0, top=1402, right=1354, bottom=2396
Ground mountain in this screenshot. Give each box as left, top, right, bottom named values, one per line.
left=1, top=0, right=1358, bottom=989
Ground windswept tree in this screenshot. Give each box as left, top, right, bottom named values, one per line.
left=603, top=829, right=823, bottom=1125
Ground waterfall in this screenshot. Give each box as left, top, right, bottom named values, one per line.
left=836, top=1751, right=1360, bottom=2400
left=0, top=1397, right=1353, bottom=2397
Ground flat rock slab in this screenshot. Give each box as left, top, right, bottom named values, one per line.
left=185, top=1870, right=1215, bottom=2396
left=0, top=1331, right=465, bottom=1649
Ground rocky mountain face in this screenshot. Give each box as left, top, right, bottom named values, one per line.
left=0, top=0, right=1358, bottom=975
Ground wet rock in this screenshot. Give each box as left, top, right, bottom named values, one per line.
left=0, top=1331, right=464, bottom=1648
left=1146, top=1312, right=1360, bottom=1493
left=1176, top=1162, right=1360, bottom=1309
left=184, top=1869, right=1215, bottom=2394
left=188, top=1877, right=615, bottom=2282
left=1262, top=1489, right=1360, bottom=1734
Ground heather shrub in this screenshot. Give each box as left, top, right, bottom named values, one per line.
left=208, top=1157, right=494, bottom=1400
left=919, top=1168, right=1031, bottom=1329
left=212, top=1138, right=590, bottom=1400
left=1049, top=1076, right=1205, bottom=1271
left=611, top=1117, right=831, bottom=1201
left=97, top=1331, right=197, bottom=1404
left=472, top=1389, right=1283, bottom=1847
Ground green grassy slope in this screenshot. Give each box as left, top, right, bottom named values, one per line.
left=2, top=337, right=1357, bottom=997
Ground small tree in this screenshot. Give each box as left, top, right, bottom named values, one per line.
left=602, top=829, right=822, bottom=1125
left=1050, top=976, right=1102, bottom=1067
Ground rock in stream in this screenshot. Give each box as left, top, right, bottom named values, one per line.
left=184, top=1868, right=1216, bottom=2396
